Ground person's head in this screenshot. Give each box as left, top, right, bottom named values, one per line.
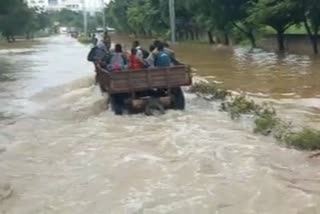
left=115, top=44, right=122, bottom=53
left=93, top=38, right=98, bottom=46
left=149, top=44, right=156, bottom=52
left=131, top=48, right=137, bottom=56
left=103, top=31, right=109, bottom=38
left=153, top=40, right=162, bottom=48
left=157, top=42, right=164, bottom=51
left=163, top=42, right=170, bottom=48
left=103, top=32, right=111, bottom=43
left=133, top=40, right=140, bottom=48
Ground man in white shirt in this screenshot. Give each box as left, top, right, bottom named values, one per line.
left=132, top=40, right=144, bottom=61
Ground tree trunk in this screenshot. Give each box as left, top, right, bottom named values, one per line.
left=185, top=31, right=189, bottom=40
left=311, top=34, right=318, bottom=54
left=223, top=31, right=230, bottom=46
left=314, top=30, right=319, bottom=54
left=208, top=31, right=214, bottom=44
left=304, top=19, right=319, bottom=54
left=195, top=30, right=200, bottom=40
left=276, top=30, right=285, bottom=52
left=26, top=32, right=30, bottom=40
left=176, top=31, right=180, bottom=41
left=216, top=36, right=222, bottom=44
left=247, top=31, right=256, bottom=48
left=232, top=23, right=256, bottom=48
left=190, top=30, right=195, bottom=40
left=6, top=35, right=11, bottom=43
left=141, top=29, right=147, bottom=37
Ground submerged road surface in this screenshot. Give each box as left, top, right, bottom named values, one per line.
left=0, top=36, right=319, bottom=214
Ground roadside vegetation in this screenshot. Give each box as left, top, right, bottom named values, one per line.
left=77, top=34, right=94, bottom=44
left=190, top=82, right=320, bottom=151
left=105, top=0, right=320, bottom=54
left=0, top=0, right=102, bottom=43
left=189, top=82, right=230, bottom=100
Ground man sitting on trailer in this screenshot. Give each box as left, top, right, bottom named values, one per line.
left=129, top=48, right=144, bottom=70
left=107, top=44, right=128, bottom=72
left=132, top=40, right=149, bottom=60
left=145, top=45, right=156, bottom=68
left=152, top=40, right=178, bottom=65
left=154, top=43, right=172, bottom=67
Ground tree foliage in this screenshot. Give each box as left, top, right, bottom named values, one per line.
left=105, top=0, right=320, bottom=53
left=0, top=0, right=52, bottom=42
left=0, top=1, right=101, bottom=42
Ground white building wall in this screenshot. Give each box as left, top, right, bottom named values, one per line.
left=59, top=0, right=83, bottom=11
left=26, top=0, right=84, bottom=11
left=25, top=0, right=49, bottom=9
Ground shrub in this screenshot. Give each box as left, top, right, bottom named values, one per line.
left=222, top=96, right=259, bottom=119
left=285, top=129, right=320, bottom=150
left=189, top=82, right=230, bottom=100
left=78, top=35, right=93, bottom=44
left=189, top=81, right=320, bottom=151
left=254, top=103, right=279, bottom=135
left=254, top=113, right=279, bottom=136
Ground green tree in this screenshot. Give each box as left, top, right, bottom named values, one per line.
left=250, top=0, right=301, bottom=51
left=103, top=0, right=320, bottom=53
left=300, top=0, right=320, bottom=54
left=106, top=0, right=133, bottom=34
left=0, top=1, right=52, bottom=42
left=0, top=1, right=33, bottom=42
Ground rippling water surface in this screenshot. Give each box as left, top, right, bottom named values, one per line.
left=0, top=36, right=320, bottom=213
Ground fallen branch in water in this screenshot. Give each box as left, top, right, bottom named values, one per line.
left=309, top=152, right=320, bottom=159
left=0, top=183, right=13, bottom=202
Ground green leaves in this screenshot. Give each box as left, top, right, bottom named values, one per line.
left=250, top=0, right=300, bottom=31
left=0, top=1, right=54, bottom=40
left=106, top=0, right=169, bottom=36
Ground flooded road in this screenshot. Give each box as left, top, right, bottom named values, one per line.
left=0, top=36, right=320, bottom=213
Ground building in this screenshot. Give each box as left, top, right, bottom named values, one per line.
left=53, top=0, right=83, bottom=11
left=25, top=0, right=84, bottom=11
left=25, top=0, right=49, bottom=9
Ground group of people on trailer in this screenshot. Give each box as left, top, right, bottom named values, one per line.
left=87, top=33, right=178, bottom=72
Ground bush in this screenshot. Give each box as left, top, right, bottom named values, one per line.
left=222, top=96, right=259, bottom=119
left=78, top=35, right=93, bottom=44
left=254, top=113, right=279, bottom=136
left=189, top=81, right=320, bottom=151
left=189, top=82, right=230, bottom=100
left=285, top=129, right=320, bottom=150
left=273, top=120, right=293, bottom=142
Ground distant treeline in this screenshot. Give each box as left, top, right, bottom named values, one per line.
left=0, top=0, right=102, bottom=43
left=105, top=0, right=320, bottom=54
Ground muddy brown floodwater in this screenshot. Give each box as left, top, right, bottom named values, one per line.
left=0, top=35, right=320, bottom=214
